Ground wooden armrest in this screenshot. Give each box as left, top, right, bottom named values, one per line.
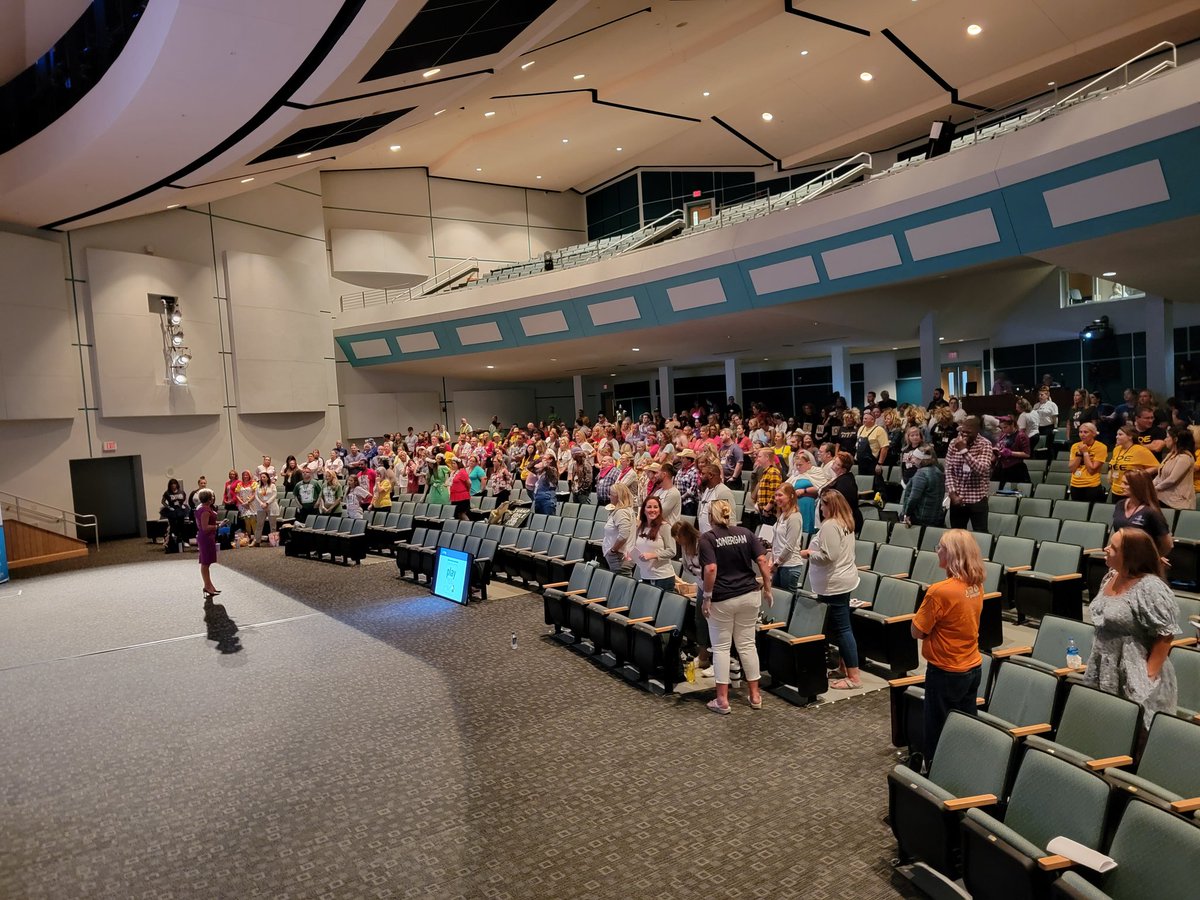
left=653, top=625, right=676, bottom=633
left=982, top=591, right=1002, bottom=601
left=857, top=564, right=871, bottom=571
left=1085, top=755, right=1133, bottom=771
left=1007, top=564, right=1031, bottom=572
left=1038, top=855, right=1072, bottom=872
left=1170, top=637, right=1198, bottom=648
left=885, top=613, right=917, bottom=624
left=993, top=645, right=1033, bottom=658
left=581, top=596, right=607, bottom=604
left=789, top=633, right=825, bottom=645
left=561, top=588, right=587, bottom=596
left=1053, top=664, right=1088, bottom=676
left=942, top=793, right=997, bottom=811
left=1169, top=797, right=1200, bottom=814
left=1084, top=547, right=1102, bottom=555
left=976, top=696, right=986, bottom=706
left=889, top=675, right=925, bottom=687
left=757, top=621, right=787, bottom=630
left=499, top=542, right=518, bottom=548
left=562, top=558, right=584, bottom=565
left=852, top=600, right=873, bottom=608
left=891, top=573, right=910, bottom=579
left=1195, top=713, right=1200, bottom=724
left=542, top=580, right=570, bottom=589
left=603, top=606, right=629, bottom=614
left=626, top=616, right=653, bottom=624
left=1009, top=723, right=1053, bottom=737
left=1048, top=573, right=1082, bottom=582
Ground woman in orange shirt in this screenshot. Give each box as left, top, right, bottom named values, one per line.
left=910, top=529, right=985, bottom=763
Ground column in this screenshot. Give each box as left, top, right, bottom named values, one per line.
left=724, top=357, right=740, bottom=407
left=572, top=374, right=584, bottom=421
left=919, top=311, right=940, bottom=407
left=831, top=345, right=852, bottom=403
left=1144, top=295, right=1174, bottom=398
left=658, top=365, right=673, bottom=417
left=648, top=373, right=658, bottom=415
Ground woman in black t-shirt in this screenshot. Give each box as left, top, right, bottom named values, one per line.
left=698, top=499, right=772, bottom=714
left=1114, top=470, right=1173, bottom=558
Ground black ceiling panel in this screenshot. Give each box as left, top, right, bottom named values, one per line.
left=249, top=108, right=414, bottom=164
left=362, top=0, right=556, bottom=82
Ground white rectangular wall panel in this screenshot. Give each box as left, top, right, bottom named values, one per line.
left=519, top=310, right=568, bottom=337
left=667, top=278, right=726, bottom=312
left=224, top=250, right=329, bottom=414
left=904, top=209, right=1001, bottom=261
left=456, top=322, right=503, bottom=346
left=0, top=233, right=80, bottom=420
left=1042, top=160, right=1170, bottom=228
left=348, top=338, right=392, bottom=360
left=748, top=256, right=819, bottom=295
left=396, top=332, right=439, bottom=353
left=87, top=247, right=222, bottom=417
left=587, top=296, right=640, bottom=326
left=821, top=235, right=902, bottom=280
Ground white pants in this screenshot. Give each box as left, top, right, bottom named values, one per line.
left=706, top=590, right=762, bottom=685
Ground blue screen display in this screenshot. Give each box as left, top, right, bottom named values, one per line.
left=433, top=547, right=472, bottom=604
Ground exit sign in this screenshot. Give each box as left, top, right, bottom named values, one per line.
left=102, top=441, right=117, bottom=452
left=947, top=351, right=958, bottom=361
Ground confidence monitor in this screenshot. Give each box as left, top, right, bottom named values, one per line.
left=433, top=546, right=473, bottom=605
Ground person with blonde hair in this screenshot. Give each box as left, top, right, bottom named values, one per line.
left=699, top=498, right=771, bottom=713
left=910, top=529, right=985, bottom=761
left=770, top=483, right=805, bottom=591
left=801, top=490, right=861, bottom=689
left=1068, top=421, right=1107, bottom=503
left=602, top=481, right=637, bottom=575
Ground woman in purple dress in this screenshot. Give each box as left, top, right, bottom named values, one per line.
left=194, top=488, right=221, bottom=598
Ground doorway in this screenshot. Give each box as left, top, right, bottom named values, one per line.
left=70, top=455, right=145, bottom=540
left=942, top=363, right=982, bottom=398
left=684, top=198, right=715, bottom=227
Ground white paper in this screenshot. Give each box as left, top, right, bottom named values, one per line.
left=1045, top=836, right=1117, bottom=873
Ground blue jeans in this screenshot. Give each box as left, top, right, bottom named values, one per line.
left=820, top=591, right=858, bottom=669
left=773, top=564, right=803, bottom=593
left=923, top=663, right=981, bottom=761
left=644, top=576, right=675, bottom=592
left=533, top=494, right=556, bottom=514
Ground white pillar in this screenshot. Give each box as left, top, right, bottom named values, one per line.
left=1144, top=295, right=1174, bottom=399
left=648, top=373, right=658, bottom=415
left=658, top=365, right=674, bottom=417
left=831, top=345, right=852, bottom=403
left=920, top=311, right=940, bottom=406
left=724, top=358, right=740, bottom=406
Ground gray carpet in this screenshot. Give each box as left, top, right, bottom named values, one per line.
left=2, top=541, right=918, bottom=899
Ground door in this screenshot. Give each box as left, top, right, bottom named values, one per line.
left=70, top=455, right=145, bottom=540
left=685, top=198, right=715, bottom=227
left=942, top=363, right=982, bottom=397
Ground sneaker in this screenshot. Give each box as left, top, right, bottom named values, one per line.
left=699, top=665, right=715, bottom=678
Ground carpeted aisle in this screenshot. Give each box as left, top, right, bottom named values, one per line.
left=1, top=541, right=918, bottom=899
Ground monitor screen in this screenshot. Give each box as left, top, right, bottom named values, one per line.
left=432, top=547, right=473, bottom=605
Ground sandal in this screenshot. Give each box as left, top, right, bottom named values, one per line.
left=706, top=699, right=731, bottom=715
left=829, top=678, right=862, bottom=691
left=748, top=696, right=763, bottom=710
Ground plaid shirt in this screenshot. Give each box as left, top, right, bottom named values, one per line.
left=944, top=438, right=996, bottom=504
left=596, top=465, right=620, bottom=504
left=675, top=464, right=700, bottom=506
left=755, top=465, right=782, bottom=515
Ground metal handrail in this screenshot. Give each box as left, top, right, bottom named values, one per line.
left=612, top=208, right=684, bottom=254
left=768, top=152, right=873, bottom=212
left=0, top=490, right=99, bottom=552
left=1025, top=41, right=1176, bottom=126
left=339, top=257, right=480, bottom=310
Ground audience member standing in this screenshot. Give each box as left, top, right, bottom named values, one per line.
left=293, top=469, right=318, bottom=522
left=531, top=454, right=559, bottom=514
left=1153, top=427, right=1197, bottom=510
left=944, top=417, right=995, bottom=532
left=1114, top=470, right=1173, bottom=558
left=1108, top=425, right=1159, bottom=504
left=994, top=416, right=1031, bottom=487
left=222, top=469, right=239, bottom=513
left=900, top=445, right=945, bottom=528
left=487, top=453, right=513, bottom=504
left=651, top=462, right=681, bottom=525
left=823, top=451, right=863, bottom=535
left=602, top=482, right=636, bottom=575
left=697, top=462, right=734, bottom=534
left=449, top=457, right=472, bottom=520
left=1033, top=386, right=1059, bottom=457
left=699, top=499, right=770, bottom=713
left=252, top=472, right=278, bottom=546
left=634, top=497, right=677, bottom=591
left=910, top=530, right=984, bottom=761
left=427, top=455, right=451, bottom=505
left=770, top=484, right=805, bottom=591
left=801, top=491, right=861, bottom=690
left=1068, top=422, right=1107, bottom=503
left=343, top=474, right=371, bottom=520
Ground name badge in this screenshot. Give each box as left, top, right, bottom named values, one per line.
left=962, top=464, right=971, bottom=475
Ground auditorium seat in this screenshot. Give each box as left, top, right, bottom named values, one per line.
left=565, top=568, right=616, bottom=642
left=758, top=591, right=828, bottom=705
left=977, top=662, right=1058, bottom=736
left=543, top=564, right=597, bottom=641
left=919, top=526, right=948, bottom=553
left=598, top=582, right=663, bottom=667
left=1050, top=500, right=1091, bottom=523
left=889, top=654, right=995, bottom=765
left=622, top=591, right=689, bottom=690
left=1104, top=713, right=1200, bottom=819
left=870, top=544, right=914, bottom=579
left=582, top=575, right=638, bottom=655
left=1012, top=541, right=1085, bottom=621
left=1017, top=516, right=1061, bottom=544
left=997, top=616, right=1095, bottom=688
left=1022, top=682, right=1141, bottom=770
left=851, top=576, right=921, bottom=676
left=1170, top=646, right=1200, bottom=720
left=859, top=519, right=889, bottom=544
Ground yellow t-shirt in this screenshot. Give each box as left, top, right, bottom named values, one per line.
left=1108, top=444, right=1158, bottom=496
left=1068, top=440, right=1107, bottom=489
left=1193, top=450, right=1200, bottom=494
left=912, top=577, right=983, bottom=673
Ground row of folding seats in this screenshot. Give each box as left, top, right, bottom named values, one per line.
left=491, top=530, right=590, bottom=589
left=888, top=675, right=1200, bottom=898
left=542, top=567, right=690, bottom=692
left=284, top=515, right=369, bottom=564
left=393, top=525, right=500, bottom=601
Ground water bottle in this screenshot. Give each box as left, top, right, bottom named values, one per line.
left=511, top=631, right=518, bottom=650
left=1066, top=638, right=1081, bottom=669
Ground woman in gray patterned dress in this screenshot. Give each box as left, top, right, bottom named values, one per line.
left=1083, top=528, right=1178, bottom=727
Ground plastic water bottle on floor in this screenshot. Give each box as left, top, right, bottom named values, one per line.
left=1066, top=638, right=1081, bottom=669
left=511, top=631, right=518, bottom=650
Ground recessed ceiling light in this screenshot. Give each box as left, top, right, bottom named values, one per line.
left=860, top=72, right=873, bottom=82
left=761, top=112, right=774, bottom=121
left=609, top=373, right=616, bottom=377
left=521, top=60, right=535, bottom=70
left=240, top=177, right=254, bottom=183
left=536, top=175, right=542, bottom=180
left=475, top=167, right=482, bottom=172
left=800, top=50, right=809, bottom=56
left=562, top=138, right=569, bottom=143
left=573, top=73, right=586, bottom=80
left=486, top=365, right=494, bottom=369
left=1047, top=81, right=1056, bottom=86
left=616, top=146, right=623, bottom=151
left=702, top=91, right=710, bottom=97
left=1102, top=271, right=1117, bottom=277
left=296, top=152, right=312, bottom=159
left=433, top=108, right=446, bottom=116
left=166, top=204, right=180, bottom=209
left=631, top=347, right=640, bottom=352
left=966, top=24, right=982, bottom=36
left=892, top=347, right=898, bottom=350
left=763, top=358, right=769, bottom=361
left=939, top=336, right=945, bottom=341
left=550, top=358, right=557, bottom=361
left=423, top=68, right=441, bottom=78
left=484, top=111, right=495, bottom=117
left=389, top=144, right=402, bottom=151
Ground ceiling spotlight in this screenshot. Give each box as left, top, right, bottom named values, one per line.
left=240, top=177, right=255, bottom=183
left=616, top=146, right=623, bottom=152
left=631, top=347, right=640, bottom=352
left=1047, top=81, right=1056, bottom=86
left=892, top=347, right=898, bottom=350
left=761, top=112, right=774, bottom=121
left=175, top=352, right=191, bottom=366
left=172, top=371, right=188, bottom=386
left=702, top=91, right=710, bottom=97
left=484, top=110, right=495, bottom=117
left=800, top=50, right=809, bottom=56
left=296, top=152, right=312, bottom=159
left=966, top=24, right=982, bottom=36
left=166, top=203, right=180, bottom=209
left=172, top=332, right=185, bottom=347
left=1102, top=271, right=1117, bottom=277
left=433, top=109, right=446, bottom=116
left=521, top=60, right=535, bottom=70
left=609, top=373, right=616, bottom=377
left=860, top=72, right=873, bottom=82
left=389, top=144, right=401, bottom=152
left=423, top=68, right=441, bottom=78
left=476, top=167, right=482, bottom=172
left=536, top=175, right=543, bottom=179
left=486, top=365, right=495, bottom=369
left=169, top=310, right=182, bottom=326
left=573, top=73, right=586, bottom=80
left=562, top=138, right=569, bottom=143
left=938, top=336, right=945, bottom=341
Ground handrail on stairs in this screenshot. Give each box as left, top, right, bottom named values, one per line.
left=339, top=257, right=481, bottom=311
left=0, top=490, right=99, bottom=552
